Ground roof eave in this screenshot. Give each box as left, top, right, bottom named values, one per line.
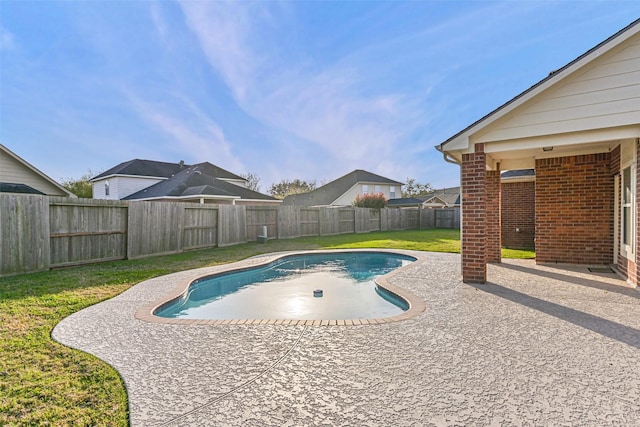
left=0, top=144, right=77, bottom=198
left=437, top=17, right=640, bottom=154
left=90, top=174, right=170, bottom=183
left=127, top=195, right=241, bottom=202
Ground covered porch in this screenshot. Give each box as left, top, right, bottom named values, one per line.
left=452, top=134, right=637, bottom=284
left=437, top=18, right=640, bottom=284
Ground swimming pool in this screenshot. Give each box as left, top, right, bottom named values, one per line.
left=155, top=252, right=416, bottom=321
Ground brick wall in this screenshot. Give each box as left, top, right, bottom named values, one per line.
left=461, top=144, right=487, bottom=283
left=535, top=153, right=613, bottom=264
left=501, top=181, right=535, bottom=250
left=486, top=170, right=502, bottom=262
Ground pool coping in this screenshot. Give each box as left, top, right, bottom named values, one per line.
left=134, top=249, right=428, bottom=326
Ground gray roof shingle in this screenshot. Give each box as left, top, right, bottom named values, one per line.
left=123, top=163, right=276, bottom=201
left=0, top=182, right=46, bottom=195
left=501, top=169, right=535, bottom=179
left=420, top=187, right=460, bottom=206
left=282, top=169, right=404, bottom=206
left=91, top=159, right=245, bottom=182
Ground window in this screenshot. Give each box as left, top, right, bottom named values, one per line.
left=375, top=185, right=381, bottom=194
left=621, top=162, right=636, bottom=259
left=622, top=166, right=633, bottom=248
left=362, top=185, right=369, bottom=194
left=390, top=186, right=396, bottom=198
left=105, top=180, right=110, bottom=197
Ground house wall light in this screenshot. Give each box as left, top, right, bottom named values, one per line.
left=543, top=146, right=554, bottom=152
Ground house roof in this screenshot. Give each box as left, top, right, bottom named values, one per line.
left=0, top=144, right=76, bottom=197
left=421, top=187, right=461, bottom=206
left=282, top=169, right=404, bottom=206
left=91, top=159, right=245, bottom=182
left=437, top=17, right=640, bottom=154
left=387, top=197, right=423, bottom=207
left=91, top=159, right=185, bottom=181
left=123, top=163, right=277, bottom=201
left=501, top=169, right=535, bottom=179
left=0, top=182, right=46, bottom=195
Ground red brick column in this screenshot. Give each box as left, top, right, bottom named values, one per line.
left=486, top=168, right=502, bottom=263
left=461, top=144, right=487, bottom=283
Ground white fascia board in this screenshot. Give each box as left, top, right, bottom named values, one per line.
left=129, top=195, right=240, bottom=202
left=90, top=174, right=171, bottom=183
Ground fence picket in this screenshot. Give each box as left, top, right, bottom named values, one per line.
left=0, top=193, right=459, bottom=276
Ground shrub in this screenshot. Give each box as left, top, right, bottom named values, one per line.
left=352, top=192, right=387, bottom=208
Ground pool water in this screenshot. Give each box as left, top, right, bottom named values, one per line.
left=155, top=252, right=415, bottom=320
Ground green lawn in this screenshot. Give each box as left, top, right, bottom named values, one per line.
left=0, top=229, right=533, bottom=425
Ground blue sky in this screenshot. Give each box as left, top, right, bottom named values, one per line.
left=1, top=1, right=638, bottom=192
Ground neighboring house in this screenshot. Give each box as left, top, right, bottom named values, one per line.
left=0, top=144, right=76, bottom=197
left=387, top=197, right=424, bottom=208
left=420, top=187, right=461, bottom=208
left=283, top=169, right=403, bottom=207
left=437, top=18, right=640, bottom=284
left=91, top=159, right=279, bottom=205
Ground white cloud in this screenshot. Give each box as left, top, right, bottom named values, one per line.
left=178, top=1, right=429, bottom=182
left=128, top=93, right=245, bottom=172
left=0, top=26, right=16, bottom=50
left=179, top=1, right=263, bottom=102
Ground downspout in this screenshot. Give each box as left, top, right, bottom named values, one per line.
left=442, top=152, right=461, bottom=165
left=435, top=143, right=462, bottom=166
left=436, top=143, right=464, bottom=255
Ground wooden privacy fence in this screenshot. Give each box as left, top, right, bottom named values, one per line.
left=0, top=194, right=459, bottom=276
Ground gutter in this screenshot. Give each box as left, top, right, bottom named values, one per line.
left=435, top=144, right=462, bottom=166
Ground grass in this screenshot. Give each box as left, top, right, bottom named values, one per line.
left=502, top=247, right=536, bottom=259
left=0, top=229, right=532, bottom=425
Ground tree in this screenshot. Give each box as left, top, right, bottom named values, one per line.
left=60, top=170, right=98, bottom=198
left=402, top=178, right=432, bottom=198
left=241, top=172, right=261, bottom=192
left=268, top=179, right=316, bottom=199
left=352, top=193, right=387, bottom=208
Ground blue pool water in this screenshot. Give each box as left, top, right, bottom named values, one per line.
left=155, top=252, right=415, bottom=320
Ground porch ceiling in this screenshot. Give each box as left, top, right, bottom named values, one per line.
left=485, top=138, right=622, bottom=171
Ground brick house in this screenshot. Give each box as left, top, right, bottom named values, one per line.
left=436, top=18, right=640, bottom=284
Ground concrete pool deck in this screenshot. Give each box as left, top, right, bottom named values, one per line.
left=53, top=251, right=640, bottom=426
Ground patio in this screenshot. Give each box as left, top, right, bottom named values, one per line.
left=53, top=251, right=640, bottom=426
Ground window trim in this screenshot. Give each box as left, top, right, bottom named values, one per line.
left=621, top=162, right=635, bottom=259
